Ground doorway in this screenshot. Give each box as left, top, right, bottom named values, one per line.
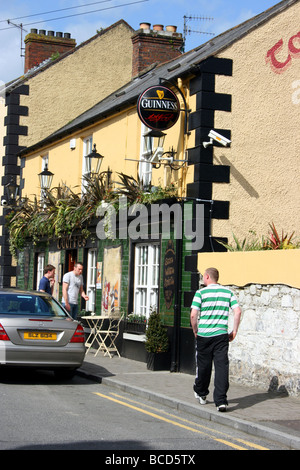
left=65, top=249, right=77, bottom=273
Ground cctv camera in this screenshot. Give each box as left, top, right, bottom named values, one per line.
left=203, top=130, right=231, bottom=148
left=1, top=199, right=8, bottom=206
left=209, top=130, right=231, bottom=146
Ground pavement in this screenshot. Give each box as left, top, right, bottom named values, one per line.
left=77, top=351, right=300, bottom=450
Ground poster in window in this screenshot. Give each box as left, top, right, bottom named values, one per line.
left=96, top=261, right=102, bottom=289
left=102, top=246, right=121, bottom=315
left=48, top=251, right=61, bottom=300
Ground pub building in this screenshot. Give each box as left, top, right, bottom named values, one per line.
left=5, top=1, right=300, bottom=374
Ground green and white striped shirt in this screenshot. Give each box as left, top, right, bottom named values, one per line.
left=191, top=284, right=239, bottom=337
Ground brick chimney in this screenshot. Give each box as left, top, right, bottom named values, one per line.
left=24, top=29, right=76, bottom=73
left=131, top=23, right=183, bottom=78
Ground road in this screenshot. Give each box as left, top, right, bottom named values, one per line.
left=0, top=367, right=288, bottom=452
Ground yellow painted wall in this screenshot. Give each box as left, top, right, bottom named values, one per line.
left=197, top=250, right=300, bottom=289
left=212, top=2, right=300, bottom=244
left=22, top=109, right=144, bottom=196
left=22, top=79, right=195, bottom=198
left=23, top=138, right=81, bottom=198
left=18, top=21, right=134, bottom=148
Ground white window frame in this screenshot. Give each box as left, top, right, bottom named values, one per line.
left=134, top=242, right=160, bottom=318
left=36, top=253, right=45, bottom=290
left=86, top=248, right=97, bottom=312
left=139, top=124, right=153, bottom=189
left=82, top=136, right=93, bottom=193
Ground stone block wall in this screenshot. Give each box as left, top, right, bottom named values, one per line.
left=228, top=284, right=300, bottom=396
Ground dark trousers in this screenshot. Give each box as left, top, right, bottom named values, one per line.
left=62, top=303, right=78, bottom=320
left=194, top=334, right=229, bottom=407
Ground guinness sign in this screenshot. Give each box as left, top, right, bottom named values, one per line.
left=137, top=85, right=180, bottom=131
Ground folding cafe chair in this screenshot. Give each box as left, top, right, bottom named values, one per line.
left=95, top=311, right=123, bottom=358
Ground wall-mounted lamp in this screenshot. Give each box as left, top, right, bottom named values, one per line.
left=143, top=129, right=186, bottom=170
left=38, top=164, right=54, bottom=192
left=144, top=129, right=166, bottom=161
left=85, top=143, right=104, bottom=175
left=1, top=176, right=19, bottom=207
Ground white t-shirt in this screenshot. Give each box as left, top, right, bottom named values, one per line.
left=63, top=271, right=83, bottom=304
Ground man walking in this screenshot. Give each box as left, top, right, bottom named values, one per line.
left=190, top=267, right=242, bottom=412
left=62, top=262, right=89, bottom=319
left=39, top=264, right=56, bottom=295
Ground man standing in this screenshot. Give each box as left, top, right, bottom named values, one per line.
left=190, top=267, right=242, bottom=412
left=39, top=264, right=56, bottom=295
left=62, top=262, right=89, bottom=319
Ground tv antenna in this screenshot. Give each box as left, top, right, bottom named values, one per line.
left=7, top=20, right=27, bottom=58
left=183, top=15, right=214, bottom=52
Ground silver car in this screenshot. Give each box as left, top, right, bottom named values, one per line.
left=0, top=289, right=85, bottom=379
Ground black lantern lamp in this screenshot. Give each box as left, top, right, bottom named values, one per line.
left=85, top=143, right=104, bottom=175
left=126, top=128, right=186, bottom=171
left=143, top=129, right=184, bottom=169
left=38, top=164, right=54, bottom=192
left=144, top=129, right=166, bottom=157
left=4, top=177, right=19, bottom=206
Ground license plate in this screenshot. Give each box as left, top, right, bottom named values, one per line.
left=24, top=332, right=57, bottom=340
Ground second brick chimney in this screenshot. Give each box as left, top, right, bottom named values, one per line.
left=131, top=23, right=183, bottom=78
left=24, top=29, right=76, bottom=73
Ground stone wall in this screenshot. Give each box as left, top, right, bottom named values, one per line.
left=228, top=284, right=300, bottom=396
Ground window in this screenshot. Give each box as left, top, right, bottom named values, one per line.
left=139, top=124, right=153, bottom=189
left=86, top=249, right=97, bottom=312
left=0, top=293, right=67, bottom=317
left=82, top=136, right=93, bottom=193
left=42, top=155, right=48, bottom=168
left=36, top=253, right=45, bottom=291
left=134, top=243, right=160, bottom=317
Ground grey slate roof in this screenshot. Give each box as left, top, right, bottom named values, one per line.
left=19, top=0, right=297, bottom=156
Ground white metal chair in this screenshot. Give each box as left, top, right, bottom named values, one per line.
left=95, top=311, right=123, bottom=358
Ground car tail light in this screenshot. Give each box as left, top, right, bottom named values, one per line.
left=70, top=324, right=85, bottom=343
left=0, top=323, right=9, bottom=341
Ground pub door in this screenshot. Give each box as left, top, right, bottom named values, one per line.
left=65, top=249, right=77, bottom=273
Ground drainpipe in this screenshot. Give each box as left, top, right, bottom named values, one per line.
left=170, top=200, right=183, bottom=372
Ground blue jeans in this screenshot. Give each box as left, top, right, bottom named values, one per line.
left=63, top=303, right=78, bottom=320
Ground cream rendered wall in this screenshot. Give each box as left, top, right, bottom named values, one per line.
left=0, top=93, right=5, bottom=253
left=212, top=2, right=300, bottom=243
left=0, top=97, right=5, bottom=164
left=18, top=22, right=134, bottom=148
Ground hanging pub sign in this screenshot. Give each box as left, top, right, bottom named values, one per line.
left=163, top=239, right=176, bottom=309
left=137, top=85, right=180, bottom=131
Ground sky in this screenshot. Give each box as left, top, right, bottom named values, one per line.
left=0, top=0, right=281, bottom=84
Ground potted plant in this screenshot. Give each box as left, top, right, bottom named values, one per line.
left=145, top=309, right=170, bottom=371
left=124, top=313, right=147, bottom=334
